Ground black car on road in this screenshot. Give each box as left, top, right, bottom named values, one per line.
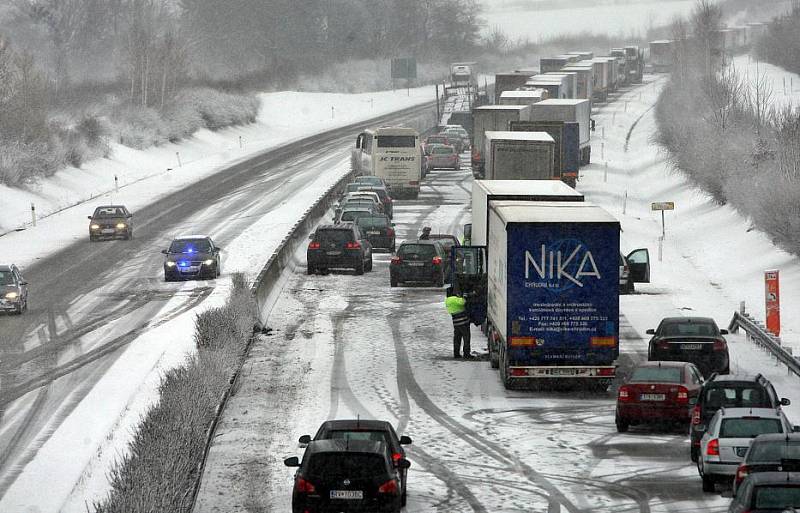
left=88, top=205, right=133, bottom=241
left=298, top=419, right=413, bottom=506
left=355, top=215, right=396, bottom=251
left=390, top=240, right=448, bottom=287
left=162, top=235, right=222, bottom=281
left=284, top=439, right=409, bottom=513
left=689, top=373, right=789, bottom=462
left=647, top=317, right=730, bottom=378
left=728, top=471, right=800, bottom=512
left=0, top=264, right=28, bottom=314
left=308, top=224, right=373, bottom=275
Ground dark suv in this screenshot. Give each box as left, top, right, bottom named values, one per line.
left=162, top=235, right=222, bottom=281
left=689, top=373, right=790, bottom=462
left=88, top=205, right=133, bottom=241
left=307, top=224, right=373, bottom=275
left=298, top=419, right=413, bottom=506
left=390, top=240, right=448, bottom=287
left=0, top=264, right=29, bottom=314
left=284, top=439, right=409, bottom=513
left=355, top=215, right=395, bottom=251
left=647, top=317, right=730, bottom=377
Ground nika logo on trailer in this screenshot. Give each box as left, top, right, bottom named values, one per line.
left=523, top=239, right=601, bottom=290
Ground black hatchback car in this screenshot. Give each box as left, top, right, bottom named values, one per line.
left=728, top=471, right=800, bottom=512
left=284, top=439, right=409, bottom=513
left=390, top=240, right=448, bottom=287
left=307, top=224, right=373, bottom=275
left=355, top=215, right=395, bottom=251
left=647, top=317, right=730, bottom=378
left=689, top=373, right=790, bottom=462
left=162, top=235, right=222, bottom=281
left=298, top=419, right=413, bottom=506
left=88, top=205, right=133, bottom=241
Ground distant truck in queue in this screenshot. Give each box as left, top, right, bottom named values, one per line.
left=485, top=201, right=621, bottom=389
left=352, top=127, right=421, bottom=199
left=494, top=71, right=537, bottom=102
left=482, top=131, right=556, bottom=181
left=471, top=105, right=531, bottom=178
left=530, top=99, right=592, bottom=165
left=498, top=89, right=547, bottom=106
left=510, top=120, right=581, bottom=187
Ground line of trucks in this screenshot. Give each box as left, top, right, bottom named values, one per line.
left=446, top=43, right=655, bottom=390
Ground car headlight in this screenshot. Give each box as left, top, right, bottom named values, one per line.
left=166, top=261, right=176, bottom=267
left=116, top=223, right=126, bottom=229
left=5, top=291, right=19, bottom=299
left=203, top=259, right=214, bottom=265
left=90, top=224, right=100, bottom=230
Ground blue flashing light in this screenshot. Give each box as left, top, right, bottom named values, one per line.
left=178, top=260, right=190, bottom=267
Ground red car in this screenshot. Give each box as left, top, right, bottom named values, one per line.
left=615, top=361, right=704, bottom=432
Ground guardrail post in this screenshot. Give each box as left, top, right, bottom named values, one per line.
left=31, top=203, right=36, bottom=227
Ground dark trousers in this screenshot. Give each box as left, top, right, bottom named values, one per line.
left=453, top=324, right=471, bottom=357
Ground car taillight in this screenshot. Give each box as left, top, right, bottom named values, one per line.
left=707, top=439, right=719, bottom=456
left=391, top=256, right=402, bottom=265
left=432, top=256, right=442, bottom=265
left=378, top=479, right=399, bottom=495
left=713, top=339, right=727, bottom=351
left=736, top=465, right=749, bottom=485
left=676, top=387, right=689, bottom=404
left=657, top=340, right=670, bottom=350
left=345, top=241, right=361, bottom=249
left=308, top=242, right=320, bottom=249
left=618, top=385, right=632, bottom=402
left=295, top=477, right=316, bottom=493
left=387, top=228, right=395, bottom=237
left=691, top=405, right=701, bottom=425
left=392, top=452, right=402, bottom=463
left=597, top=367, right=615, bottom=376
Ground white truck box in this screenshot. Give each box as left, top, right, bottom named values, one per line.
left=472, top=105, right=532, bottom=161
left=498, top=89, right=546, bottom=106
left=483, top=131, right=555, bottom=181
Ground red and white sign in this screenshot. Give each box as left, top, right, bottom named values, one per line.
left=765, top=270, right=780, bottom=336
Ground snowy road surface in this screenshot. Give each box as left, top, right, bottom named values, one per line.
left=195, top=76, right=800, bottom=512
left=0, top=103, right=435, bottom=510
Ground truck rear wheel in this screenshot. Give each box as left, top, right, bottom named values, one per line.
left=499, top=346, right=516, bottom=390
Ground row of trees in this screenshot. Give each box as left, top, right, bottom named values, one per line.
left=654, top=1, right=800, bottom=254
left=754, top=1, right=800, bottom=75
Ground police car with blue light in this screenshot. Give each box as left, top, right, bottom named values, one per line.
left=162, top=235, right=222, bottom=281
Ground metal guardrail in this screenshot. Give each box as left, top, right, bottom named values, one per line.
left=728, top=308, right=800, bottom=378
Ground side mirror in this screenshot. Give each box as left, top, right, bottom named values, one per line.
left=688, top=397, right=698, bottom=406
left=19, top=281, right=28, bottom=286
left=87, top=215, right=93, bottom=220
left=793, top=425, right=800, bottom=433
left=399, top=435, right=412, bottom=445
left=216, top=247, right=223, bottom=252
left=781, top=398, right=792, bottom=406
left=396, top=458, right=411, bottom=470
left=283, top=456, right=300, bottom=467
left=308, top=234, right=315, bottom=240
left=645, top=329, right=655, bottom=335
left=161, top=249, right=168, bottom=255
left=298, top=434, right=312, bottom=445
left=391, top=223, right=396, bottom=227
left=719, top=329, right=729, bottom=335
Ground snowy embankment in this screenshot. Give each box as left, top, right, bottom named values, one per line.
left=580, top=76, right=800, bottom=401
left=732, top=53, right=800, bottom=111
left=0, top=87, right=435, bottom=513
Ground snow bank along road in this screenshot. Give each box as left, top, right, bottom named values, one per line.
left=195, top=76, right=800, bottom=512
left=0, top=102, right=435, bottom=507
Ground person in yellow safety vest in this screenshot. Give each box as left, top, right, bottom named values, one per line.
left=445, top=287, right=471, bottom=359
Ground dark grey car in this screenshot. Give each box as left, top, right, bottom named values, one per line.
left=0, top=264, right=29, bottom=314
left=162, top=235, right=222, bottom=281
left=88, top=205, right=133, bottom=241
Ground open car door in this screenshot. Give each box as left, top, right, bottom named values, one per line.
left=451, top=246, right=487, bottom=326
left=626, top=248, right=650, bottom=283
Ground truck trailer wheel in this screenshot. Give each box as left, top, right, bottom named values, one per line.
left=499, top=346, right=517, bottom=390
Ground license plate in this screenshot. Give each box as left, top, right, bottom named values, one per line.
left=681, top=344, right=703, bottom=350
left=326, top=251, right=342, bottom=256
left=367, top=231, right=381, bottom=235
left=101, top=229, right=115, bottom=234
left=330, top=490, right=363, bottom=500
left=408, top=262, right=424, bottom=266
left=551, top=368, right=577, bottom=376
left=181, top=266, right=199, bottom=273
left=735, top=447, right=748, bottom=457
left=640, top=393, right=666, bottom=401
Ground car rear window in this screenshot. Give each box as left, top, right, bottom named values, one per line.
left=720, top=418, right=783, bottom=438
left=630, top=367, right=682, bottom=383
left=306, top=453, right=386, bottom=480
left=316, top=229, right=354, bottom=244
left=660, top=321, right=718, bottom=336
left=327, top=430, right=390, bottom=445
left=169, top=239, right=211, bottom=253
left=341, top=211, right=369, bottom=222
left=356, top=217, right=388, bottom=229
left=360, top=188, right=387, bottom=200
left=427, top=137, right=446, bottom=144
left=432, top=146, right=453, bottom=154
left=398, top=244, right=436, bottom=259
left=749, top=441, right=800, bottom=462
left=754, top=485, right=800, bottom=508
left=704, top=386, right=771, bottom=409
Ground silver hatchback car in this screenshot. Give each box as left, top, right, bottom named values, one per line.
left=0, top=264, right=29, bottom=314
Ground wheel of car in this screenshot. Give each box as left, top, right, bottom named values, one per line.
left=355, top=259, right=365, bottom=275
left=690, top=446, right=699, bottom=463
left=700, top=463, right=715, bottom=493
left=307, top=265, right=315, bottom=275
left=500, top=346, right=515, bottom=390
left=366, top=257, right=373, bottom=272
left=615, top=415, right=629, bottom=433
left=401, top=489, right=407, bottom=507
left=390, top=277, right=398, bottom=287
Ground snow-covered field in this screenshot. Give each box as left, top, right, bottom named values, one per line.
left=195, top=75, right=800, bottom=512
left=732, top=53, right=800, bottom=112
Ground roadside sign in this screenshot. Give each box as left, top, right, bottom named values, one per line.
left=391, top=58, right=417, bottom=79
left=651, top=202, right=674, bottom=211
left=765, top=270, right=780, bottom=336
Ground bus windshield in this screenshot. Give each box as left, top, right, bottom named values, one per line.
left=377, top=135, right=416, bottom=148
